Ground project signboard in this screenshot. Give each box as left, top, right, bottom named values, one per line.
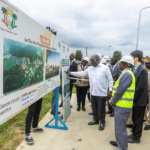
left=61, top=41, right=71, bottom=122
left=0, top=0, right=63, bottom=125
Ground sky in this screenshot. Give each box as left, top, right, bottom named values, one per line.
left=47, top=50, right=60, bottom=66
left=9, top=0, right=150, bottom=58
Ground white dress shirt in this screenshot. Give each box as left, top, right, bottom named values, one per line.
left=71, top=63, right=113, bottom=97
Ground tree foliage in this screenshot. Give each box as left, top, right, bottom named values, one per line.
left=3, top=39, right=44, bottom=93
left=113, top=51, right=122, bottom=60
left=75, top=50, right=83, bottom=61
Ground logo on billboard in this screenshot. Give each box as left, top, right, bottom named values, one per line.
left=40, top=35, right=50, bottom=46
left=1, top=7, right=17, bottom=29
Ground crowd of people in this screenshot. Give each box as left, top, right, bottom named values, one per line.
left=24, top=50, right=150, bottom=150
left=66, top=50, right=150, bottom=150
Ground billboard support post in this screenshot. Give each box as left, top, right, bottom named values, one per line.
left=45, top=87, right=68, bottom=130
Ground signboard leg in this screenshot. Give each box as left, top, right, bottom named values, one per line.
left=45, top=87, right=68, bottom=130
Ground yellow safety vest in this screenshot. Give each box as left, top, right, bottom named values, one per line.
left=112, top=69, right=135, bottom=108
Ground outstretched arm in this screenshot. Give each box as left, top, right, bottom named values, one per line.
left=65, top=69, right=88, bottom=77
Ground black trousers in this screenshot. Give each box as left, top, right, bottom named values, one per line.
left=107, top=96, right=114, bottom=113
left=70, top=82, right=73, bottom=99
left=76, top=86, right=88, bottom=107
left=87, top=93, right=91, bottom=102
left=25, top=98, right=43, bottom=134
left=132, top=106, right=146, bottom=139
left=91, top=95, right=106, bottom=124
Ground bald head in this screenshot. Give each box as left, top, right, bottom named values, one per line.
left=70, top=53, right=75, bottom=61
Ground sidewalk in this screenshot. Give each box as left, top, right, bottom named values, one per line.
left=17, top=94, right=150, bottom=150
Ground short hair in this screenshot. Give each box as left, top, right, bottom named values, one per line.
left=111, top=57, right=118, bottom=62
left=130, top=50, right=143, bottom=62
left=70, top=53, right=75, bottom=56
left=90, top=54, right=101, bottom=61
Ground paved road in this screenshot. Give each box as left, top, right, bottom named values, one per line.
left=17, top=94, right=150, bottom=150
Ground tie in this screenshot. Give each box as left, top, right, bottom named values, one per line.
left=69, top=61, right=72, bottom=69
left=83, top=66, right=85, bottom=71
left=111, top=66, right=114, bottom=73
left=133, top=67, right=136, bottom=74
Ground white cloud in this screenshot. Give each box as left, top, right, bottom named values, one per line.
left=9, top=0, right=150, bottom=58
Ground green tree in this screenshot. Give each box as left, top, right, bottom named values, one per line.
left=1, top=7, right=7, bottom=22
left=75, top=50, right=83, bottom=61
left=113, top=51, right=122, bottom=60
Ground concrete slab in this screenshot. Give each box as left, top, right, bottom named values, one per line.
left=17, top=94, right=150, bottom=150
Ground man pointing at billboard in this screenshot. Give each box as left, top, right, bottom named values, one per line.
left=65, top=54, right=113, bottom=130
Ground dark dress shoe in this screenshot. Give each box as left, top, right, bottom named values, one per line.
left=77, top=106, right=80, bottom=111
left=128, top=134, right=134, bottom=138
left=88, top=120, right=99, bottom=125
left=106, top=111, right=112, bottom=114
left=88, top=112, right=93, bottom=115
left=59, top=102, right=63, bottom=107
left=144, top=124, right=150, bottom=130
left=128, top=137, right=140, bottom=143
left=110, top=141, right=118, bottom=147
left=53, top=111, right=61, bottom=115
left=99, top=124, right=105, bottom=130
left=82, top=106, right=86, bottom=111
left=126, top=124, right=133, bottom=128
left=109, top=112, right=114, bottom=117
left=50, top=110, right=53, bottom=114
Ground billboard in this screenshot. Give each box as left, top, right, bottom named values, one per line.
left=0, top=0, right=63, bottom=125
left=61, top=41, right=71, bottom=122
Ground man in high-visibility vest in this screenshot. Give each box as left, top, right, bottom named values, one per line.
left=109, top=55, right=135, bottom=150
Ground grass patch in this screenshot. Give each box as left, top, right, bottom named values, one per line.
left=0, top=91, right=53, bottom=150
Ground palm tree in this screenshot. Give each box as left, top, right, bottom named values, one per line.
left=1, top=7, right=7, bottom=22
left=12, top=14, right=17, bottom=27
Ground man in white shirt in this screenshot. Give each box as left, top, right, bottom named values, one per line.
left=65, top=54, right=113, bottom=130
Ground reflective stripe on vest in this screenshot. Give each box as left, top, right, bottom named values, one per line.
left=112, top=69, right=135, bottom=108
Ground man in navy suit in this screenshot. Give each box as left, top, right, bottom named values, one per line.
left=128, top=50, right=149, bottom=143
left=69, top=53, right=77, bottom=108
left=106, top=57, right=121, bottom=117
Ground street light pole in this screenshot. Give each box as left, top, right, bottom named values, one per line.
left=86, top=47, right=88, bottom=57
left=136, top=6, right=150, bottom=50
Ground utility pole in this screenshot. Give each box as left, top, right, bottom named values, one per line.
left=86, top=47, right=88, bottom=57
